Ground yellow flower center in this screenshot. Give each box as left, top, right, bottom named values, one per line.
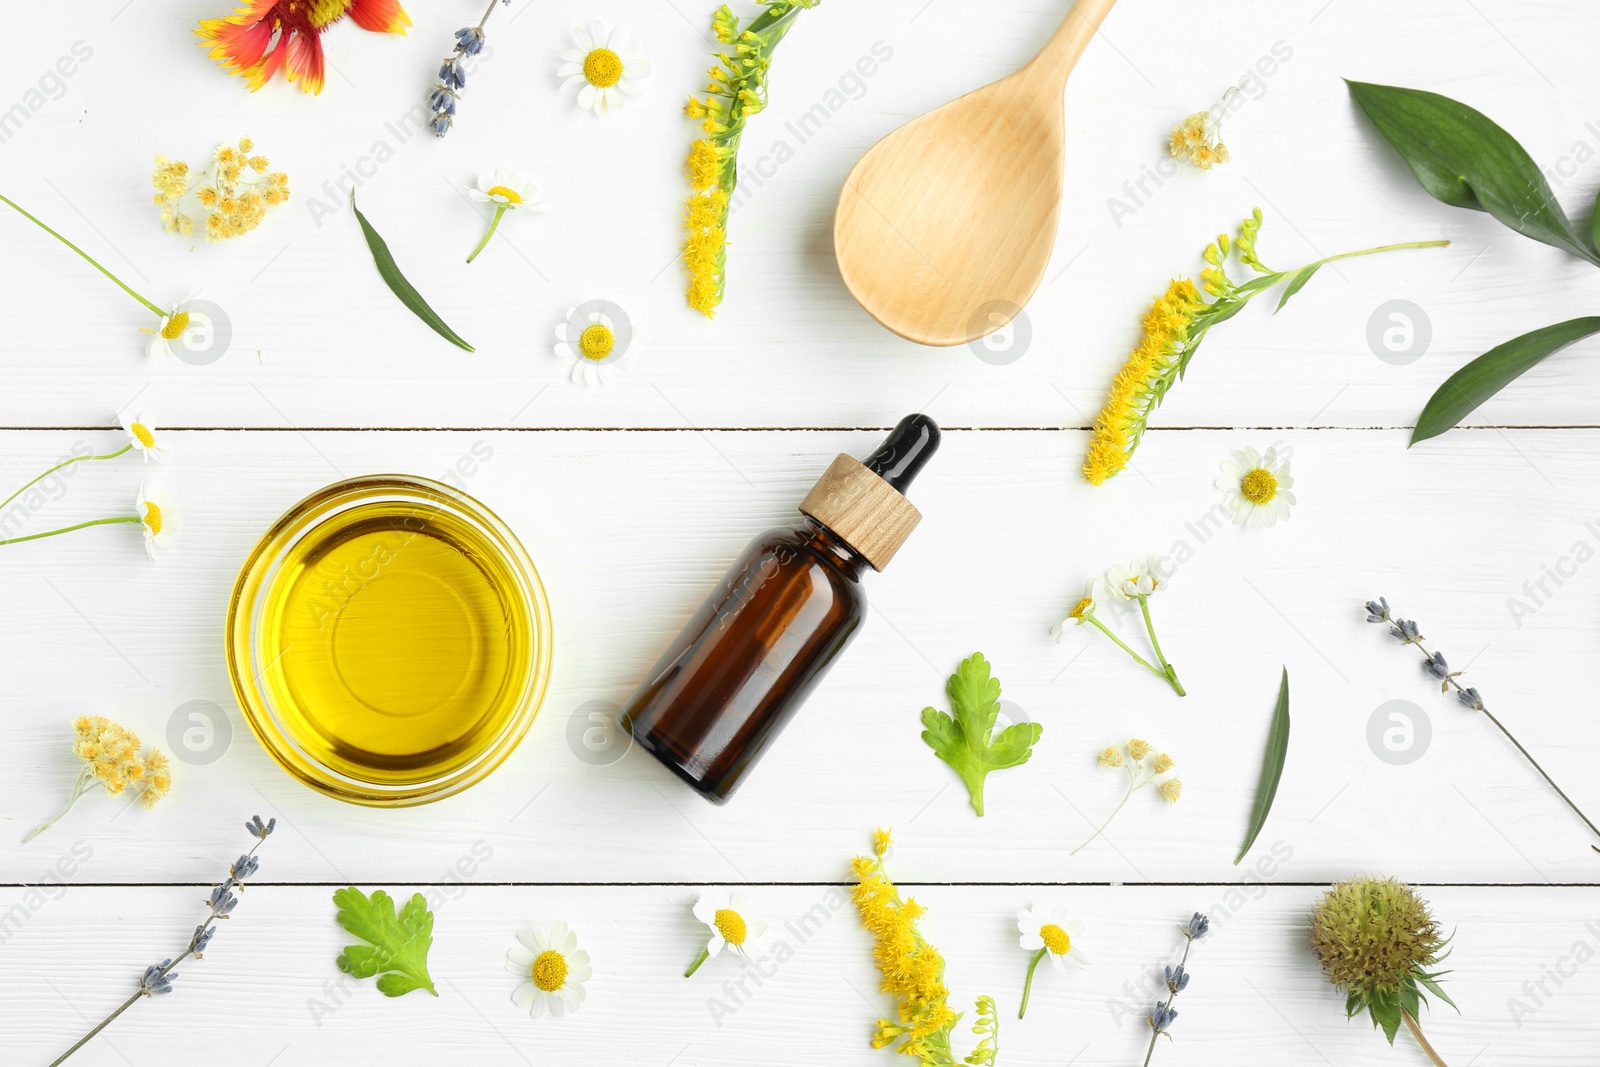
left=160, top=311, right=191, bottom=341
left=142, top=501, right=163, bottom=536
left=1240, top=467, right=1277, bottom=505
left=1040, top=923, right=1072, bottom=955
left=486, top=185, right=523, bottom=204
left=714, top=908, right=748, bottom=946
left=1069, top=596, right=1092, bottom=620
left=583, top=48, right=624, bottom=87
left=578, top=323, right=615, bottom=361
left=130, top=423, right=156, bottom=449
left=531, top=949, right=568, bottom=992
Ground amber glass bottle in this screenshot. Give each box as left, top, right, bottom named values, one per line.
left=620, top=414, right=941, bottom=803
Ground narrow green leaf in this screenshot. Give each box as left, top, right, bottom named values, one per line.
left=1234, top=667, right=1290, bottom=864
left=351, top=196, right=474, bottom=352
left=1273, top=263, right=1321, bottom=314
left=1413, top=969, right=1458, bottom=1011
left=1593, top=185, right=1600, bottom=253
left=1411, top=316, right=1600, bottom=445
left=1346, top=80, right=1600, bottom=266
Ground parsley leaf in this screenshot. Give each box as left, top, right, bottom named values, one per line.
left=920, top=652, right=1042, bottom=816
left=333, top=887, right=438, bottom=997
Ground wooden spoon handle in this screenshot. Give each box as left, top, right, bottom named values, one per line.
left=1021, top=0, right=1120, bottom=94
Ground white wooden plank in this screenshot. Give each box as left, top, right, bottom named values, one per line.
left=2, top=2, right=1599, bottom=429
left=2, top=428, right=1596, bottom=884
left=1, top=883, right=1592, bottom=1065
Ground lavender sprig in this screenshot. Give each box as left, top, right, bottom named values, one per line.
left=429, top=0, right=507, bottom=137
left=1142, top=913, right=1209, bottom=1067
left=47, top=817, right=276, bottom=1067
left=1366, top=597, right=1600, bottom=854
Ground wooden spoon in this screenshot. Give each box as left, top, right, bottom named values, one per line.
left=833, top=0, right=1119, bottom=346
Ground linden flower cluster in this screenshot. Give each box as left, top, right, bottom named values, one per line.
left=681, top=0, right=819, bottom=317
left=151, top=138, right=289, bottom=241
left=851, top=831, right=998, bottom=1066
left=1311, top=876, right=1455, bottom=1061
left=25, top=716, right=171, bottom=842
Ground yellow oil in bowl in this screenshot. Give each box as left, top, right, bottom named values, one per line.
left=228, top=476, right=551, bottom=805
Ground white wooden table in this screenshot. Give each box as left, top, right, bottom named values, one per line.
left=4, top=1, right=1598, bottom=1063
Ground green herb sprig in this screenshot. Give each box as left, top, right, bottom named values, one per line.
left=919, top=653, right=1041, bottom=817
left=1346, top=80, right=1600, bottom=443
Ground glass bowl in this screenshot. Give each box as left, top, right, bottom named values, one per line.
left=226, top=475, right=551, bottom=806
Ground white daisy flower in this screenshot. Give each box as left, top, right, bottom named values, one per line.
left=558, top=21, right=651, bottom=115
left=141, top=292, right=212, bottom=361
left=554, top=301, right=636, bottom=386
left=506, top=921, right=591, bottom=1019
left=118, top=411, right=167, bottom=462
left=1017, top=903, right=1087, bottom=1017
left=685, top=892, right=767, bottom=976
left=1049, top=582, right=1097, bottom=642
left=468, top=169, right=543, bottom=213
left=1215, top=445, right=1295, bottom=528
left=135, top=482, right=178, bottom=559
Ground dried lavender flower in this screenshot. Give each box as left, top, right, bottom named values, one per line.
left=428, top=0, right=507, bottom=137
left=1141, top=913, right=1208, bottom=1066
left=47, top=816, right=275, bottom=1065
left=1364, top=597, right=1600, bottom=853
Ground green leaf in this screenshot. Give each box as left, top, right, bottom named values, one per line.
left=333, top=887, right=439, bottom=997
left=1273, top=264, right=1321, bottom=313
left=1411, top=316, right=1600, bottom=444
left=1346, top=80, right=1600, bottom=266
left=1234, top=667, right=1290, bottom=864
left=1414, top=968, right=1458, bottom=1012
left=1368, top=988, right=1403, bottom=1045
left=919, top=652, right=1041, bottom=817
left=351, top=196, right=475, bottom=352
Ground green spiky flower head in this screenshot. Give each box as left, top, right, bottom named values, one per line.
left=1310, top=875, right=1455, bottom=1044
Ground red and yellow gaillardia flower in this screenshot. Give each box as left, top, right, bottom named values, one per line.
left=196, top=0, right=411, bottom=95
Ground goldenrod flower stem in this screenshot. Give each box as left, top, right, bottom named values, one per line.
left=1318, top=239, right=1450, bottom=265
left=0, top=194, right=168, bottom=318
left=1017, top=948, right=1047, bottom=1017
left=23, top=767, right=95, bottom=843
left=0, top=445, right=133, bottom=512
left=1402, top=1009, right=1450, bottom=1067
left=683, top=947, right=711, bottom=978
left=1085, top=617, right=1170, bottom=683
left=466, top=204, right=508, bottom=263
left=0, top=515, right=140, bottom=549
left=1137, top=597, right=1186, bottom=697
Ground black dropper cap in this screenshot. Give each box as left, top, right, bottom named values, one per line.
left=862, top=414, right=941, bottom=495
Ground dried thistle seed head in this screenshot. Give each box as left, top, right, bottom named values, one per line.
left=1310, top=876, right=1442, bottom=999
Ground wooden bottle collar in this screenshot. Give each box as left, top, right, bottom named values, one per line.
left=798, top=454, right=922, bottom=571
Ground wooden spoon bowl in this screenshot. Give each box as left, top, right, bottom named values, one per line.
left=833, top=0, right=1118, bottom=347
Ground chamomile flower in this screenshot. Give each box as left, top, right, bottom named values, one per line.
left=465, top=169, right=542, bottom=263
left=136, top=482, right=179, bottom=559
left=685, top=892, right=767, bottom=976
left=1049, top=584, right=1097, bottom=641
left=554, top=301, right=636, bottom=386
left=1017, top=903, right=1088, bottom=1016
left=119, top=411, right=168, bottom=462
left=1216, top=445, right=1295, bottom=528
left=558, top=21, right=651, bottom=115
left=142, top=292, right=212, bottom=361
left=506, top=921, right=591, bottom=1018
